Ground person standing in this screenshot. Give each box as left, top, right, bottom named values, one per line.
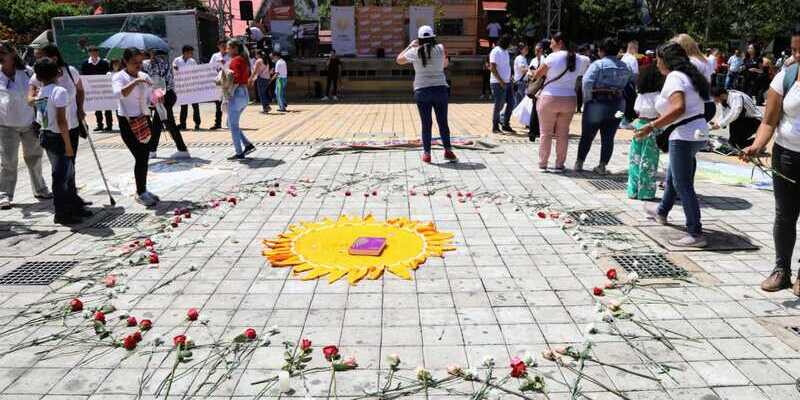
left=619, top=40, right=640, bottom=129
left=81, top=46, right=113, bottom=132
left=743, top=44, right=765, bottom=103
left=249, top=50, right=272, bottom=113
left=396, top=25, right=457, bottom=164
left=32, top=58, right=83, bottom=224
left=530, top=32, right=583, bottom=172
left=209, top=40, right=229, bottom=130
left=636, top=42, right=711, bottom=248
left=575, top=45, right=592, bottom=113
left=0, top=41, right=51, bottom=210
left=526, top=41, right=546, bottom=141
left=489, top=35, right=513, bottom=133
left=322, top=50, right=342, bottom=101
left=271, top=51, right=288, bottom=112
left=673, top=34, right=716, bottom=120
left=743, top=29, right=800, bottom=294
left=628, top=64, right=664, bottom=200
left=173, top=45, right=201, bottom=131
left=143, top=49, right=190, bottom=159
left=486, top=21, right=502, bottom=48
left=575, top=37, right=634, bottom=174
left=292, top=22, right=304, bottom=57
left=726, top=49, right=744, bottom=89
left=512, top=43, right=529, bottom=110
left=112, top=48, right=161, bottom=207
left=710, top=87, right=762, bottom=149
left=226, top=40, right=256, bottom=159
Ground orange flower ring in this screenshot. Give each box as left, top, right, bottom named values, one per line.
left=262, top=215, right=455, bottom=285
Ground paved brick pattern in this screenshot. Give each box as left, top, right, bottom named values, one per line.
left=0, top=102, right=797, bottom=399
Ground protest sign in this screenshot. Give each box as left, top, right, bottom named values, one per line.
left=80, top=75, right=117, bottom=112
left=174, top=64, right=222, bottom=105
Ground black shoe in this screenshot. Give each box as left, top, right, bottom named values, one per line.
left=77, top=208, right=94, bottom=218
left=178, top=124, right=187, bottom=130
left=194, top=126, right=201, bottom=131
left=103, top=127, right=113, bottom=132
left=93, top=126, right=104, bottom=132
left=54, top=214, right=83, bottom=225
left=492, top=127, right=502, bottom=134
left=528, top=132, right=539, bottom=142
left=243, top=144, right=256, bottom=155
left=209, top=125, right=221, bottom=130
left=501, top=125, right=515, bottom=133
left=77, top=197, right=93, bottom=207
left=227, top=153, right=246, bottom=160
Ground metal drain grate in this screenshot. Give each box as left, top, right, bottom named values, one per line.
left=611, top=254, right=688, bottom=279
left=92, top=212, right=148, bottom=228
left=0, top=260, right=79, bottom=285
left=569, top=210, right=623, bottom=226
left=588, top=179, right=628, bottom=191
left=789, top=326, right=800, bottom=337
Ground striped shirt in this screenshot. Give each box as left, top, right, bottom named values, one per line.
left=718, top=90, right=763, bottom=128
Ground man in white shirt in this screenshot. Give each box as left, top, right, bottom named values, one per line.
left=620, top=40, right=639, bottom=76
left=271, top=51, right=289, bottom=112
left=489, top=35, right=513, bottom=133
left=208, top=39, right=230, bottom=129
left=710, top=87, right=762, bottom=149
left=486, top=22, right=502, bottom=48
left=173, top=45, right=201, bottom=131
left=512, top=43, right=529, bottom=109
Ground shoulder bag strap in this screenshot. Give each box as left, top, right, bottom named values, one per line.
left=783, top=63, right=799, bottom=96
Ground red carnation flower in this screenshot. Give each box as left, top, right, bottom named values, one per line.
left=186, top=308, right=199, bottom=321
left=123, top=335, right=137, bottom=350
left=173, top=334, right=187, bottom=347
left=537, top=211, right=547, bottom=219
left=127, top=316, right=137, bottom=327
left=94, top=311, right=106, bottom=323
left=510, top=357, right=527, bottom=378
left=144, top=238, right=155, bottom=247
left=139, top=319, right=152, bottom=331
left=104, top=275, right=117, bottom=288
left=269, top=191, right=276, bottom=196
left=69, top=298, right=83, bottom=312
left=344, top=191, right=351, bottom=196
left=606, top=268, right=618, bottom=280
left=322, top=345, right=339, bottom=361
left=228, top=197, right=238, bottom=204
left=372, top=190, right=378, bottom=196
left=149, top=253, right=159, bottom=264
left=301, top=338, right=312, bottom=351
left=183, top=211, right=191, bottom=219
left=593, top=287, right=604, bottom=296
left=132, top=331, right=143, bottom=343
left=244, top=328, right=257, bottom=340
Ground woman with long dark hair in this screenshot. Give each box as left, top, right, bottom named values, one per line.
left=249, top=49, right=272, bottom=113
left=111, top=47, right=160, bottom=207
left=743, top=44, right=765, bottom=104
left=635, top=42, right=710, bottom=248
left=396, top=25, right=456, bottom=163
left=0, top=41, right=51, bottom=210
left=531, top=32, right=586, bottom=172
left=226, top=40, right=256, bottom=159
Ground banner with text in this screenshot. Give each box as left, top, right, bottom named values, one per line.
left=331, top=6, right=356, bottom=56
left=174, top=64, right=222, bottom=105
left=408, top=6, right=434, bottom=43
left=81, top=75, right=117, bottom=113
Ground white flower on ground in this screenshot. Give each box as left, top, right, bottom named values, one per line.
left=415, top=366, right=432, bottom=382
left=386, top=353, right=401, bottom=368
left=522, top=351, right=536, bottom=366
left=627, top=271, right=640, bottom=282
left=464, top=368, right=479, bottom=380
left=278, top=370, right=291, bottom=393
left=579, top=213, right=589, bottom=222
left=482, top=355, right=495, bottom=368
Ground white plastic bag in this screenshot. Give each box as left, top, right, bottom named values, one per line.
left=512, top=96, right=533, bottom=126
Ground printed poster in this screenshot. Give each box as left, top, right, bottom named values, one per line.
left=80, top=75, right=117, bottom=112
left=408, top=6, right=434, bottom=42
left=331, top=6, right=356, bottom=56
left=174, top=64, right=223, bottom=105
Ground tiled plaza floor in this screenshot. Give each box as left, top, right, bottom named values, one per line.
left=0, top=101, right=798, bottom=400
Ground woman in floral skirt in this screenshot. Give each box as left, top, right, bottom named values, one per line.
left=627, top=64, right=664, bottom=200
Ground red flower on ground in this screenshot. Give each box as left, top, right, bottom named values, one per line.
left=593, top=287, right=604, bottom=296
left=372, top=191, right=378, bottom=196
left=510, top=357, right=527, bottom=378
left=132, top=331, right=143, bottom=343
left=69, top=298, right=83, bottom=312
left=606, top=268, right=618, bottom=280
left=173, top=335, right=187, bottom=347
left=228, top=197, right=238, bottom=204
left=301, top=338, right=312, bottom=351
left=536, top=211, right=547, bottom=219
left=149, top=253, right=159, bottom=264
left=186, top=308, right=199, bottom=321
left=139, top=319, right=152, bottom=331
left=144, top=238, right=155, bottom=247
left=127, top=316, right=137, bottom=327
left=344, top=191, right=351, bottom=196
left=104, top=275, right=117, bottom=288
left=269, top=191, right=276, bottom=196
left=123, top=335, right=137, bottom=350
left=183, top=211, right=191, bottom=219
left=244, top=328, right=257, bottom=340
left=323, top=345, right=339, bottom=361
left=94, top=311, right=106, bottom=323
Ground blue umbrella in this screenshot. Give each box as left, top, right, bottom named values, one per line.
left=99, top=32, right=170, bottom=53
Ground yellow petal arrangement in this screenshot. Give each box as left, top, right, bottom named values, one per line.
left=262, top=215, right=455, bottom=285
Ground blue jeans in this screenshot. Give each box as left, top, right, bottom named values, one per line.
left=577, top=99, right=624, bottom=164
left=256, top=77, right=271, bottom=111
left=658, top=140, right=707, bottom=237
left=725, top=72, right=739, bottom=90
left=228, top=86, right=252, bottom=155
left=414, top=85, right=452, bottom=153
left=275, top=77, right=287, bottom=111
left=513, top=80, right=527, bottom=111
left=40, top=130, right=79, bottom=217
left=490, top=82, right=514, bottom=128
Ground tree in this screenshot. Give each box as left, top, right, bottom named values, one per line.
left=99, top=0, right=205, bottom=15
left=0, top=0, right=87, bottom=36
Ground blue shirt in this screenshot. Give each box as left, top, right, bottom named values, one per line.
left=581, top=56, right=633, bottom=103
left=727, top=55, right=744, bottom=73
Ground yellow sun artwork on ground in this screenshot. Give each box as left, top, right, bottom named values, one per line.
left=262, top=215, right=455, bottom=285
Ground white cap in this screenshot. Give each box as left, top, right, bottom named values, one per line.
left=418, top=25, right=435, bottom=39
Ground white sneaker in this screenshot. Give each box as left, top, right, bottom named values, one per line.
left=321, top=96, right=329, bottom=101
left=669, top=235, right=707, bottom=248
left=0, top=197, right=11, bottom=210
left=644, top=204, right=667, bottom=225
left=538, top=166, right=549, bottom=173
left=332, top=96, right=338, bottom=101
left=171, top=151, right=191, bottom=159
left=136, top=192, right=157, bottom=207
left=149, top=151, right=157, bottom=159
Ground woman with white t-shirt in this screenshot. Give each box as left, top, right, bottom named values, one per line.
left=530, top=32, right=582, bottom=172
left=112, top=48, right=160, bottom=207
left=741, top=30, right=800, bottom=294
left=672, top=34, right=716, bottom=121
left=635, top=42, right=710, bottom=248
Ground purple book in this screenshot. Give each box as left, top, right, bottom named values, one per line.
left=349, top=237, right=387, bottom=256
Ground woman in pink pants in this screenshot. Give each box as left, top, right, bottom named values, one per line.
left=531, top=33, right=585, bottom=172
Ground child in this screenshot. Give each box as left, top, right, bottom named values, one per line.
left=627, top=64, right=664, bottom=200
left=33, top=58, right=83, bottom=224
